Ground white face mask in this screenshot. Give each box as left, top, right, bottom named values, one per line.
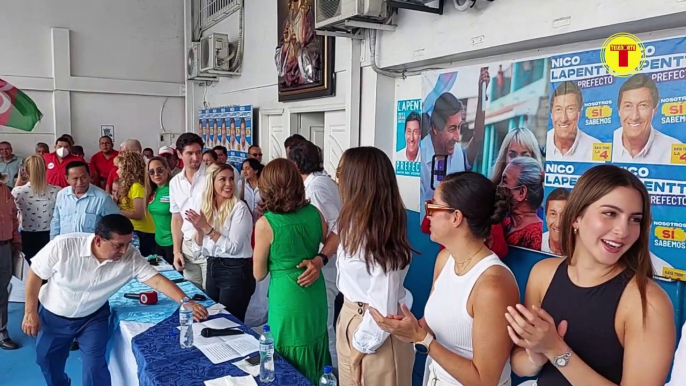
left=56, top=147, right=69, bottom=158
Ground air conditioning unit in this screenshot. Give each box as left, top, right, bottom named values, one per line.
left=200, top=33, right=240, bottom=76
left=187, top=42, right=217, bottom=81
left=315, top=0, right=390, bottom=31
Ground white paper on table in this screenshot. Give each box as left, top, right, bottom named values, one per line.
left=204, top=374, right=257, bottom=386
left=233, top=357, right=260, bottom=377
left=202, top=317, right=238, bottom=330
left=197, top=335, right=259, bottom=364
left=153, top=259, right=174, bottom=272
left=207, top=304, right=226, bottom=316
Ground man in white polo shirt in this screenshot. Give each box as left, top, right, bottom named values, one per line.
left=546, top=81, right=600, bottom=162
left=169, top=133, right=208, bottom=289
left=612, top=73, right=680, bottom=164
left=21, top=214, right=208, bottom=386
left=288, top=140, right=342, bottom=366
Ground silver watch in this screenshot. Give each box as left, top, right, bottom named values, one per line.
left=552, top=348, right=572, bottom=367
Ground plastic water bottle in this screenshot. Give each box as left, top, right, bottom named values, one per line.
left=132, top=232, right=141, bottom=252
left=179, top=297, right=194, bottom=349
left=259, top=325, right=275, bottom=382
left=319, top=366, right=337, bottom=386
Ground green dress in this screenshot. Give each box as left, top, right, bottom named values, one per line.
left=264, top=204, right=331, bottom=384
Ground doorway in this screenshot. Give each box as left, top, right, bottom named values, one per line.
left=295, top=112, right=325, bottom=150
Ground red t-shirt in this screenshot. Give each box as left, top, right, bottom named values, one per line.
left=90, top=150, right=119, bottom=181
left=421, top=214, right=508, bottom=259
left=106, top=168, right=120, bottom=191
left=43, top=152, right=97, bottom=188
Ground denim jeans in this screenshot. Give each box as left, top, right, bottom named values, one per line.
left=205, top=257, right=255, bottom=322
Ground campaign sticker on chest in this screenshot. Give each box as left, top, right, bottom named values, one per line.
left=160, top=195, right=170, bottom=203
left=47, top=163, right=55, bottom=170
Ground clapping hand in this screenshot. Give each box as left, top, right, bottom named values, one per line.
left=370, top=304, right=426, bottom=343
left=185, top=209, right=210, bottom=233
left=505, top=304, right=568, bottom=363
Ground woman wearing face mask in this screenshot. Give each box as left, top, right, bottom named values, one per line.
left=117, top=151, right=156, bottom=256
left=186, top=164, right=255, bottom=321
left=506, top=165, right=675, bottom=385
left=499, top=156, right=544, bottom=250
left=145, top=156, right=174, bottom=265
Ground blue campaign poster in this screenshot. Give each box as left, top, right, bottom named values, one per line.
left=395, top=99, right=421, bottom=177
left=543, top=35, right=686, bottom=275
left=198, top=105, right=254, bottom=168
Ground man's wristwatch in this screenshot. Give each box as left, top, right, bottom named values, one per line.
left=414, top=332, right=433, bottom=355
left=552, top=348, right=572, bottom=367
left=316, top=253, right=329, bottom=266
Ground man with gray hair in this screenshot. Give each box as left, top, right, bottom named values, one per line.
left=120, top=139, right=142, bottom=153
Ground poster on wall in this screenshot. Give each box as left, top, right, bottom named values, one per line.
left=395, top=99, right=421, bottom=177
left=542, top=35, right=686, bottom=274
left=198, top=105, right=254, bottom=168
left=420, top=59, right=550, bottom=247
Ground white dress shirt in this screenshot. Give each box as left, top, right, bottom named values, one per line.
left=191, top=201, right=253, bottom=258
left=612, top=127, right=680, bottom=164
left=420, top=135, right=470, bottom=209
left=336, top=243, right=413, bottom=354
left=31, top=233, right=159, bottom=318
left=541, top=231, right=552, bottom=254
left=237, top=179, right=261, bottom=224
left=545, top=129, right=600, bottom=162
left=304, top=172, right=341, bottom=277
left=169, top=164, right=207, bottom=240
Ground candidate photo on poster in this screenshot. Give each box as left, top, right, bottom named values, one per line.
left=612, top=74, right=681, bottom=165
left=546, top=81, right=602, bottom=162
left=397, top=111, right=421, bottom=163
left=541, top=187, right=570, bottom=255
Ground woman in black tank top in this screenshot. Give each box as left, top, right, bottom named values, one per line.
left=504, top=165, right=675, bottom=385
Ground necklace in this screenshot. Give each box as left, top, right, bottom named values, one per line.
left=455, top=246, right=485, bottom=275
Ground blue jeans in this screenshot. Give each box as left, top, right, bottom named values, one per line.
left=36, top=303, right=111, bottom=386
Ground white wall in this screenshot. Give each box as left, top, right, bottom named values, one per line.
left=0, top=0, right=186, bottom=159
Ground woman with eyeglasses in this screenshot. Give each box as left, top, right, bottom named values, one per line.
left=499, top=156, right=544, bottom=250
left=145, top=156, right=174, bottom=264
left=373, top=171, right=518, bottom=386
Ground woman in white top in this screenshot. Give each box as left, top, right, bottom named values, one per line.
left=372, top=171, right=520, bottom=386
left=237, top=158, right=263, bottom=224
left=12, top=155, right=59, bottom=263
left=185, top=163, right=255, bottom=322
left=335, top=147, right=415, bottom=386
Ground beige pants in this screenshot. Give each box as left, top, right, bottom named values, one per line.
left=426, top=360, right=512, bottom=386
left=337, top=298, right=414, bottom=386
left=182, top=239, right=207, bottom=290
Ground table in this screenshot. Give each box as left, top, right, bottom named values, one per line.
left=107, top=269, right=312, bottom=386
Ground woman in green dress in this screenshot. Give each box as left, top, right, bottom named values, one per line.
left=253, top=158, right=331, bottom=383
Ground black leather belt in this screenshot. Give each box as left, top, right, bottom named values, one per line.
left=0, top=240, right=12, bottom=245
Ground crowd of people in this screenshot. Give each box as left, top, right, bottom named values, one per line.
left=0, top=131, right=681, bottom=386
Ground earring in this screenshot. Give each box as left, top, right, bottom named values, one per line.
left=573, top=227, right=578, bottom=234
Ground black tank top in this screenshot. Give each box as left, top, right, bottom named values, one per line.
left=537, top=259, right=633, bottom=385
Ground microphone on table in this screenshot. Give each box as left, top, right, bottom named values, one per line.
left=124, top=291, right=158, bottom=305
left=201, top=328, right=244, bottom=338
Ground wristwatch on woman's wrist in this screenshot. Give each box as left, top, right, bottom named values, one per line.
left=414, top=332, right=433, bottom=355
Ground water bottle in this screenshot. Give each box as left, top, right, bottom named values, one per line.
left=179, top=297, right=194, bottom=349
left=132, top=232, right=141, bottom=252
left=319, top=366, right=337, bottom=386
left=259, top=325, right=275, bottom=382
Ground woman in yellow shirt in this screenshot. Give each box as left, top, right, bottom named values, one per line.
left=118, top=151, right=156, bottom=256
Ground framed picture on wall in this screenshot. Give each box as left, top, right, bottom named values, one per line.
left=275, top=0, right=335, bottom=102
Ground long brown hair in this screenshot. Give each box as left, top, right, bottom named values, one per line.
left=257, top=158, right=308, bottom=214
left=337, top=147, right=415, bottom=273
left=118, top=151, right=147, bottom=206
left=559, top=164, right=652, bottom=320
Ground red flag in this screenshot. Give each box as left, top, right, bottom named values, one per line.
left=0, top=78, right=43, bottom=131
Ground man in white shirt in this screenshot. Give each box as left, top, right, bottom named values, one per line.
left=395, top=112, right=421, bottom=162
left=22, top=214, right=208, bottom=386
left=612, top=73, right=680, bottom=164
left=288, top=140, right=342, bottom=366
left=420, top=71, right=488, bottom=210
left=170, top=133, right=208, bottom=289
left=546, top=81, right=600, bottom=162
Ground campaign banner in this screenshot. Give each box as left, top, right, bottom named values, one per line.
left=395, top=99, right=421, bottom=177
left=420, top=59, right=550, bottom=238
left=543, top=35, right=686, bottom=274
left=198, top=105, right=254, bottom=168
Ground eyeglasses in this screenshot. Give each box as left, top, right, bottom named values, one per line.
left=424, top=199, right=457, bottom=217
left=148, top=167, right=166, bottom=176
left=250, top=153, right=262, bottom=157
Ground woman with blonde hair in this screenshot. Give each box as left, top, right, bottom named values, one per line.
left=117, top=151, right=155, bottom=256
left=12, top=155, right=60, bottom=263
left=253, top=158, right=330, bottom=384
left=490, top=127, right=543, bottom=184
left=185, top=163, right=254, bottom=321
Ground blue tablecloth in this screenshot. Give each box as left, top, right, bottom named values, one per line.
left=108, top=270, right=312, bottom=386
